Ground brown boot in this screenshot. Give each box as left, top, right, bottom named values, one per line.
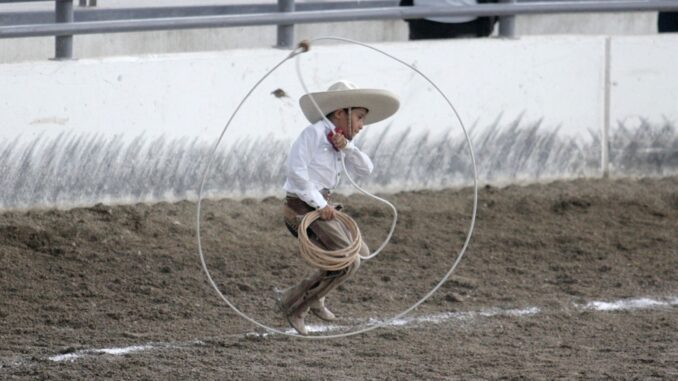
left=274, top=271, right=324, bottom=314
left=286, top=307, right=309, bottom=335
left=309, top=297, right=337, bottom=321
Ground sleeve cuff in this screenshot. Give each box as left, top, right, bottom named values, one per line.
left=303, top=190, right=327, bottom=209
left=315, top=199, right=328, bottom=209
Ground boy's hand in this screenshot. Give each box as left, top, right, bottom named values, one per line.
left=318, top=205, right=335, bottom=220
left=331, top=131, right=347, bottom=150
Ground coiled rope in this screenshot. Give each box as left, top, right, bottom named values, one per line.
left=298, top=210, right=362, bottom=271
left=196, top=36, right=479, bottom=339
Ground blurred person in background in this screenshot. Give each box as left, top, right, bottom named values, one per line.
left=400, top=0, right=498, bottom=40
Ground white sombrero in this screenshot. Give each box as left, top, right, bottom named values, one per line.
left=299, top=80, right=400, bottom=125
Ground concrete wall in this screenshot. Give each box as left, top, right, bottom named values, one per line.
left=0, top=21, right=409, bottom=64
left=608, top=35, right=678, bottom=175
left=515, top=12, right=657, bottom=36
left=0, top=34, right=677, bottom=209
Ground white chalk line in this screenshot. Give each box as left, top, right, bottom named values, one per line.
left=1, top=295, right=672, bottom=365
left=45, top=340, right=205, bottom=363
left=295, top=306, right=541, bottom=335
left=48, top=345, right=154, bottom=362
left=282, top=295, right=678, bottom=335
left=581, top=296, right=678, bottom=311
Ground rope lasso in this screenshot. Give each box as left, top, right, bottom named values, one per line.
left=298, top=210, right=362, bottom=271
left=196, top=36, right=479, bottom=339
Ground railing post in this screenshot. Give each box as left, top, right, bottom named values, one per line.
left=499, top=0, right=516, bottom=37
left=276, top=0, right=295, bottom=48
left=54, top=0, right=74, bottom=60
left=602, top=37, right=611, bottom=178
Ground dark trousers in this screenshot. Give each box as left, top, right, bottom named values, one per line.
left=280, top=196, right=367, bottom=315
left=406, top=18, right=496, bottom=40
left=658, top=12, right=678, bottom=33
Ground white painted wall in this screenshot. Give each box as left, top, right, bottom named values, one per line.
left=1, top=36, right=607, bottom=141
left=0, top=34, right=677, bottom=209
left=8, top=34, right=674, bottom=143
left=610, top=35, right=678, bottom=127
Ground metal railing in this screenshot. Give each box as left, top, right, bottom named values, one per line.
left=0, top=1, right=397, bottom=25
left=1, top=0, right=678, bottom=60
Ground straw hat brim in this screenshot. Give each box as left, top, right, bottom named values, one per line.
left=299, top=88, right=400, bottom=125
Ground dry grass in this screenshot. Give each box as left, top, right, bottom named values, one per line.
left=1, top=117, right=676, bottom=209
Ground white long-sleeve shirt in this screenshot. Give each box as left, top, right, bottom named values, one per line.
left=283, top=120, right=374, bottom=209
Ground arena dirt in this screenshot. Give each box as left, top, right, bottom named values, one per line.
left=1, top=177, right=677, bottom=380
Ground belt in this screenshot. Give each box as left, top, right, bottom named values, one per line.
left=286, top=189, right=332, bottom=205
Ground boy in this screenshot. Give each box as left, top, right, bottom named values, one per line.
left=278, top=80, right=399, bottom=335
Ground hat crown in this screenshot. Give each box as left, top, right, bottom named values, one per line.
left=327, top=80, right=358, bottom=92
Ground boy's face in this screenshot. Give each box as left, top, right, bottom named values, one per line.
left=333, top=107, right=368, bottom=140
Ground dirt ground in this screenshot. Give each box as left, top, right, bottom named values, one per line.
left=1, top=176, right=677, bottom=380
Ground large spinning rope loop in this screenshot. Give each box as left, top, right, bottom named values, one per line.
left=298, top=210, right=362, bottom=271
left=196, top=36, right=479, bottom=339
